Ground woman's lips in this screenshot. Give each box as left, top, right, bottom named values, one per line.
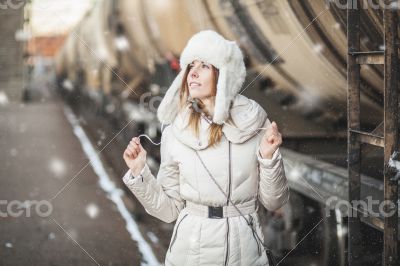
left=189, top=82, right=201, bottom=87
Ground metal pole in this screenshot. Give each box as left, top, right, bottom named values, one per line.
left=383, top=1, right=399, bottom=265
left=347, top=0, right=363, bottom=265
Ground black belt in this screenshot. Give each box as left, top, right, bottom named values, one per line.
left=208, top=206, right=223, bottom=219
left=185, top=200, right=257, bottom=219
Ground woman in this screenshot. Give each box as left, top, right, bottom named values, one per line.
left=122, top=30, right=289, bottom=266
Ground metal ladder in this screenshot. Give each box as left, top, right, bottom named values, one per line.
left=347, top=0, right=399, bottom=265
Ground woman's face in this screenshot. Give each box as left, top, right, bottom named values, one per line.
left=186, top=60, right=214, bottom=100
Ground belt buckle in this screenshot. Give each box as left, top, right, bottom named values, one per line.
left=208, top=206, right=223, bottom=219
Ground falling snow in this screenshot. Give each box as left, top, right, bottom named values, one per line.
left=0, top=91, right=9, bottom=106
left=62, top=80, right=74, bottom=91
left=85, top=203, right=100, bottom=219
left=115, top=36, right=130, bottom=51
left=105, top=103, right=115, bottom=114
left=10, top=148, right=18, bottom=157
left=48, top=158, right=66, bottom=178
left=313, top=43, right=324, bottom=54
left=48, top=232, right=56, bottom=240
left=333, top=23, right=340, bottom=29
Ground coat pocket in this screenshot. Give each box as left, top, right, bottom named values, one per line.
left=169, top=213, right=189, bottom=252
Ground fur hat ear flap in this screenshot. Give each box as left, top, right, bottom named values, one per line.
left=157, top=69, right=185, bottom=124
left=212, top=42, right=246, bottom=124
left=213, top=66, right=229, bottom=125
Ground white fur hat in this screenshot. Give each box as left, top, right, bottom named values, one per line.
left=157, top=30, right=246, bottom=125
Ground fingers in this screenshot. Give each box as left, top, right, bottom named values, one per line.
left=266, top=130, right=282, bottom=146
left=130, top=137, right=141, bottom=150
left=267, top=136, right=282, bottom=146
left=123, top=149, right=129, bottom=160
left=267, top=135, right=274, bottom=143
left=123, top=149, right=134, bottom=160
left=267, top=121, right=279, bottom=134
left=267, top=135, right=278, bottom=144
left=124, top=137, right=142, bottom=159
left=265, top=121, right=282, bottom=141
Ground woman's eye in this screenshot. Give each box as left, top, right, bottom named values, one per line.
left=202, top=64, right=210, bottom=69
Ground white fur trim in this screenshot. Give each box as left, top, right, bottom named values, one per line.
left=157, top=70, right=185, bottom=124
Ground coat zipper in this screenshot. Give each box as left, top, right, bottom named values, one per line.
left=225, top=218, right=230, bottom=265
left=226, top=141, right=232, bottom=205
left=224, top=141, right=232, bottom=266
left=169, top=213, right=188, bottom=252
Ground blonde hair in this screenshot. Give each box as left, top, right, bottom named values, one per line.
left=179, top=65, right=223, bottom=147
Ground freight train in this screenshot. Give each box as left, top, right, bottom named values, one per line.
left=55, top=1, right=398, bottom=265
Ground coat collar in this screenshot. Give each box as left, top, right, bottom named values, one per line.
left=171, top=95, right=268, bottom=150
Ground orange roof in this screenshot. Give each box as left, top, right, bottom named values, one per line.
left=27, top=35, right=67, bottom=57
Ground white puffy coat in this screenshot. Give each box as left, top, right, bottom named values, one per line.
left=123, top=95, right=290, bottom=265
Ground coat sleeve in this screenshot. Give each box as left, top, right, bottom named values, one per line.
left=122, top=126, right=184, bottom=223
left=256, top=118, right=290, bottom=211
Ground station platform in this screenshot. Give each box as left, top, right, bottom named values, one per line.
left=0, top=96, right=160, bottom=265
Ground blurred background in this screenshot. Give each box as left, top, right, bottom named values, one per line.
left=1, top=0, right=399, bottom=265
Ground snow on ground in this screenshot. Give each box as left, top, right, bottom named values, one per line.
left=64, top=106, right=161, bottom=266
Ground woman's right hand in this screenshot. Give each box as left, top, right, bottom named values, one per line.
left=123, top=137, right=147, bottom=176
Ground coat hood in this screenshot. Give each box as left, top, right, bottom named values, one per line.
left=170, top=94, right=268, bottom=150
left=157, top=30, right=246, bottom=125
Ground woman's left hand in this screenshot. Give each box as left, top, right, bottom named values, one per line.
left=259, top=121, right=283, bottom=159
